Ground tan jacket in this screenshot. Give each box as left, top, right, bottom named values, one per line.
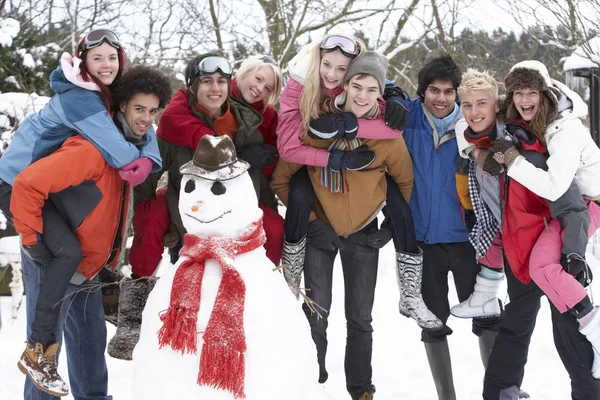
left=271, top=135, right=413, bottom=237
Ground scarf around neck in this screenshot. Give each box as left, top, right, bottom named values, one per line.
left=464, top=124, right=497, bottom=149
left=320, top=94, right=380, bottom=193
left=157, top=219, right=266, bottom=399
left=115, top=111, right=146, bottom=146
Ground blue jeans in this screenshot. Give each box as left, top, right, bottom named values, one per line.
left=302, top=223, right=379, bottom=399
left=22, top=250, right=111, bottom=400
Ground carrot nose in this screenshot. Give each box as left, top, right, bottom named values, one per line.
left=191, top=204, right=200, bottom=212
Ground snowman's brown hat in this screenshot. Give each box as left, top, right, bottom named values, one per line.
left=179, top=135, right=249, bottom=181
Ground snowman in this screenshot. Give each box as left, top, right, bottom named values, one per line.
left=132, top=135, right=330, bottom=399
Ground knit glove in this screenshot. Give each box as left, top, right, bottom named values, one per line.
left=237, top=144, right=277, bottom=169
left=383, top=85, right=409, bottom=130
left=22, top=232, right=53, bottom=267
left=308, top=112, right=359, bottom=140
left=493, top=138, right=520, bottom=168
left=119, top=157, right=153, bottom=186
left=307, top=219, right=342, bottom=251
left=475, top=149, right=504, bottom=176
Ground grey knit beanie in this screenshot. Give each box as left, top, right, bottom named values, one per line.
left=345, top=51, right=388, bottom=94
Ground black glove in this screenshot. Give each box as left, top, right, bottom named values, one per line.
left=383, top=85, right=410, bottom=130
left=328, top=145, right=375, bottom=172
left=365, top=218, right=393, bottom=249
left=307, top=219, right=342, bottom=251
left=22, top=232, right=53, bottom=267
left=561, top=254, right=592, bottom=287
left=308, top=112, right=359, bottom=140
left=464, top=209, right=477, bottom=232
left=237, top=144, right=277, bottom=169
left=505, top=124, right=535, bottom=148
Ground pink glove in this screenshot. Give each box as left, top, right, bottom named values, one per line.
left=119, top=157, right=153, bottom=186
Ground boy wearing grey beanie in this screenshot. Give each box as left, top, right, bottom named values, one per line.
left=344, top=50, right=388, bottom=94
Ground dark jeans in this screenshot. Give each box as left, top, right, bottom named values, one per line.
left=483, top=262, right=600, bottom=399
left=285, top=168, right=418, bottom=253
left=420, top=241, right=502, bottom=343
left=22, top=250, right=111, bottom=400
left=0, top=181, right=84, bottom=349
left=302, top=223, right=379, bottom=399
left=29, top=201, right=82, bottom=349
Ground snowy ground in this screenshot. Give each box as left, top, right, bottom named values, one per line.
left=0, top=240, right=587, bottom=399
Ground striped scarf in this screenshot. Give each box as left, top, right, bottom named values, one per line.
left=320, top=93, right=380, bottom=193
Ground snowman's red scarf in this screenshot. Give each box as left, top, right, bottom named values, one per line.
left=157, top=219, right=265, bottom=399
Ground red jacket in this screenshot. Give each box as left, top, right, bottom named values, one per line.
left=11, top=136, right=129, bottom=280
left=156, top=89, right=215, bottom=148
left=502, top=138, right=551, bottom=284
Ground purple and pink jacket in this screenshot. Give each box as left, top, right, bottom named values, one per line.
left=276, top=76, right=402, bottom=167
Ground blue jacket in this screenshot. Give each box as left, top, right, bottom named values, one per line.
left=402, top=99, right=469, bottom=244
left=0, top=66, right=161, bottom=185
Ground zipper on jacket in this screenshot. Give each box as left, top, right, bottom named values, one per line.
left=105, top=182, right=128, bottom=267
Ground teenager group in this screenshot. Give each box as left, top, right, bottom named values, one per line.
left=3, top=28, right=600, bottom=400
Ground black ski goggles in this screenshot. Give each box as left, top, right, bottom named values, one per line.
left=320, top=35, right=359, bottom=58
left=78, top=29, right=121, bottom=55
left=197, top=56, right=233, bottom=78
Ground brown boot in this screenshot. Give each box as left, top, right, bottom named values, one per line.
left=17, top=342, right=69, bottom=397
left=359, top=393, right=373, bottom=400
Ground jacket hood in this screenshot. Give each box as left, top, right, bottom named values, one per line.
left=50, top=53, right=101, bottom=94
left=552, top=79, right=588, bottom=120
left=49, top=65, right=76, bottom=94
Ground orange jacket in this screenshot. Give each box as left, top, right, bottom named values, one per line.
left=11, top=136, right=129, bottom=280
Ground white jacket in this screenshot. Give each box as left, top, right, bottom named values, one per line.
left=287, top=42, right=315, bottom=86
left=507, top=80, right=600, bottom=201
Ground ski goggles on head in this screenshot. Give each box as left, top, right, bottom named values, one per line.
left=78, top=29, right=121, bottom=54
left=197, top=56, right=233, bottom=78
left=319, top=35, right=359, bottom=58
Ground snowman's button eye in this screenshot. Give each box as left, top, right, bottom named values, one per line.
left=211, top=181, right=226, bottom=195
left=184, top=179, right=196, bottom=193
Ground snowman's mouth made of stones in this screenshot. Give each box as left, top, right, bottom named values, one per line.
left=184, top=210, right=232, bottom=224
